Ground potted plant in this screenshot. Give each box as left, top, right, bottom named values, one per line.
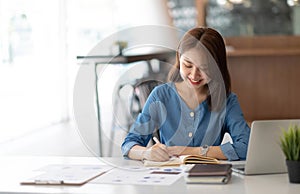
left=280, top=124, right=300, bottom=183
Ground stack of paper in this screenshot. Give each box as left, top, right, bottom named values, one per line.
left=20, top=164, right=113, bottom=186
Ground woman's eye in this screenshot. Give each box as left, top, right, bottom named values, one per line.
left=183, top=61, right=192, bottom=68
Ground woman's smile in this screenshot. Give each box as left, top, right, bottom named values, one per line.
left=188, top=77, right=202, bottom=85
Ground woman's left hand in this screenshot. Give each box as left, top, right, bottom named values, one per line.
left=168, top=146, right=202, bottom=156
left=167, top=146, right=188, bottom=156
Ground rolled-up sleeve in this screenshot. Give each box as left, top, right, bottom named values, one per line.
left=220, top=142, right=240, bottom=160
left=223, top=94, right=250, bottom=160
left=121, top=126, right=152, bottom=157
left=121, top=141, right=138, bottom=158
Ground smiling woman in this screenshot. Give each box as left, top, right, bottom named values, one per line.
left=122, top=27, right=250, bottom=162
left=176, top=51, right=210, bottom=111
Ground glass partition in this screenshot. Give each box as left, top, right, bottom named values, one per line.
left=206, top=0, right=295, bottom=36
left=167, top=0, right=300, bottom=37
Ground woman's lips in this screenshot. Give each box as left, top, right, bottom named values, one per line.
left=189, top=78, right=202, bottom=85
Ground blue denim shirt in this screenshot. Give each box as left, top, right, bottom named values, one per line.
left=121, top=82, right=250, bottom=160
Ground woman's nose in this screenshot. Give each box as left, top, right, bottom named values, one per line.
left=190, top=67, right=201, bottom=78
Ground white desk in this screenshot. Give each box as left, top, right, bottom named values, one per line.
left=1, top=156, right=299, bottom=194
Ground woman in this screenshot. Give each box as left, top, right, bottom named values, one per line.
left=121, top=27, right=250, bottom=162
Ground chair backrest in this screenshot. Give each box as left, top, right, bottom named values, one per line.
left=129, top=79, right=164, bottom=143
left=130, top=79, right=164, bottom=119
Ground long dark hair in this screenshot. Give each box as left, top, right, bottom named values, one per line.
left=168, top=27, right=231, bottom=111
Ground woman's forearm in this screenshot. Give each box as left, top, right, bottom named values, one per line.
left=128, top=144, right=228, bottom=161
left=206, top=146, right=227, bottom=160
left=167, top=146, right=227, bottom=160
left=128, top=144, right=170, bottom=162
left=127, top=145, right=147, bottom=160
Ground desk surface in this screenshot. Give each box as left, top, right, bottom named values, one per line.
left=1, top=156, right=299, bottom=194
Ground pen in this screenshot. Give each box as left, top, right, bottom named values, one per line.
left=153, top=136, right=161, bottom=144
left=153, top=136, right=171, bottom=159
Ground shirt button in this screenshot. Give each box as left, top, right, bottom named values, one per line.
left=190, top=112, right=194, bottom=117
left=188, top=132, right=193, bottom=137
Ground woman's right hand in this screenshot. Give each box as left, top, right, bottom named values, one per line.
left=142, top=143, right=170, bottom=162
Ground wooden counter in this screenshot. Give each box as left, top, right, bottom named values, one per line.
left=225, top=35, right=300, bottom=122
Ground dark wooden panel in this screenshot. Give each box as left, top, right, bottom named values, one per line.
left=228, top=55, right=300, bottom=122
left=224, top=35, right=300, bottom=122
left=225, top=35, right=300, bottom=49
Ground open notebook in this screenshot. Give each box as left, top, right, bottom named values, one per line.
left=143, top=155, right=219, bottom=167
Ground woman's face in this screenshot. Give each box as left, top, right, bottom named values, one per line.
left=179, top=48, right=210, bottom=90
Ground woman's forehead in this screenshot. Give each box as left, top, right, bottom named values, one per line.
left=181, top=48, right=210, bottom=65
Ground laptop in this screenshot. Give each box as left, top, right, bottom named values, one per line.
left=232, top=119, right=300, bottom=175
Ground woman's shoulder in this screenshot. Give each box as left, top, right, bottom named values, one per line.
left=152, top=82, right=177, bottom=97
left=227, top=92, right=237, bottom=99
left=153, top=82, right=175, bottom=92
left=226, top=92, right=241, bottom=106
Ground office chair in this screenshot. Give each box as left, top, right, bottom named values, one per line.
left=128, top=80, right=164, bottom=144
left=129, top=79, right=164, bottom=119
left=108, top=59, right=172, bottom=156
left=109, top=79, right=164, bottom=156
left=129, top=79, right=164, bottom=144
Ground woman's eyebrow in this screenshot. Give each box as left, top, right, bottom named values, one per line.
left=182, top=57, right=193, bottom=64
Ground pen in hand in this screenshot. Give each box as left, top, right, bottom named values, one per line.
left=153, top=137, right=178, bottom=158
left=153, top=136, right=161, bottom=144
left=153, top=136, right=171, bottom=159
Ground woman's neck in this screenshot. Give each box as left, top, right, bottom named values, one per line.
left=175, top=82, right=208, bottom=110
